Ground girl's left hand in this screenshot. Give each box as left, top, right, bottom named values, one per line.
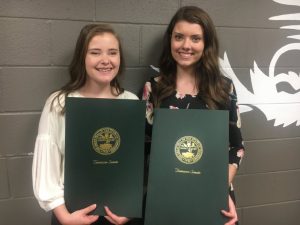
left=104, top=206, right=130, bottom=225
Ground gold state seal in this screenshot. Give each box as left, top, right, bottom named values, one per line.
left=92, top=127, right=120, bottom=155
left=175, top=136, right=203, bottom=164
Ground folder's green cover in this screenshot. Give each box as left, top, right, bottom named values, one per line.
left=64, top=98, right=145, bottom=217
left=144, top=109, right=228, bottom=225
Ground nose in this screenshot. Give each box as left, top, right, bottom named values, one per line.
left=182, top=38, right=191, bottom=50
left=100, top=54, right=110, bottom=64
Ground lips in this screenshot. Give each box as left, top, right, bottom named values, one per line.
left=178, top=51, right=194, bottom=59
left=96, top=68, right=113, bottom=72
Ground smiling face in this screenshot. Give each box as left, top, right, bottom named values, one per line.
left=171, top=20, right=205, bottom=71
left=84, top=32, right=120, bottom=88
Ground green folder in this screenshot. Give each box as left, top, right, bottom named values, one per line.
left=64, top=98, right=145, bottom=217
left=144, top=109, right=228, bottom=225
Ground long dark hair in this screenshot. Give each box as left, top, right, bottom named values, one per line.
left=155, top=6, right=230, bottom=109
left=52, top=24, right=125, bottom=113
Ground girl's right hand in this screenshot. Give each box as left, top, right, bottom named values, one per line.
left=221, top=196, right=238, bottom=225
left=54, top=203, right=99, bottom=225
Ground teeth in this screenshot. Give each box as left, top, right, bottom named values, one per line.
left=179, top=52, right=193, bottom=58
left=179, top=52, right=192, bottom=56
left=97, top=68, right=112, bottom=72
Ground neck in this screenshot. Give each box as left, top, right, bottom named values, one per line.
left=176, top=67, right=198, bottom=95
left=176, top=65, right=195, bottom=79
left=79, top=82, right=117, bottom=98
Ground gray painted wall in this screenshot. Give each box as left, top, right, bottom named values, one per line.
left=0, top=0, right=299, bottom=225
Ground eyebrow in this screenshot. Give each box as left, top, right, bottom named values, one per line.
left=173, top=32, right=202, bottom=36
left=87, top=48, right=119, bottom=51
left=173, top=32, right=183, bottom=35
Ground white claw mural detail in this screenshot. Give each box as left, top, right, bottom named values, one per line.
left=220, top=0, right=300, bottom=127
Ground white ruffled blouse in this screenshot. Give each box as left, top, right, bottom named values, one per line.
left=32, top=90, right=138, bottom=211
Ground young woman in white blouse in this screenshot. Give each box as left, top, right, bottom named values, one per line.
left=32, top=24, right=139, bottom=225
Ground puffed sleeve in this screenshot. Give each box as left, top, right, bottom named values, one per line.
left=228, top=83, right=245, bottom=168
left=32, top=93, right=65, bottom=211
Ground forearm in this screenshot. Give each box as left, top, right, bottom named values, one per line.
left=53, top=204, right=71, bottom=225
left=228, top=164, right=237, bottom=186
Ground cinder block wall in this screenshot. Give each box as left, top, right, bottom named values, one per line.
left=0, top=1, right=299, bottom=225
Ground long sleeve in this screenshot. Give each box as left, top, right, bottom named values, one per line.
left=32, top=93, right=65, bottom=211
left=228, top=83, right=245, bottom=168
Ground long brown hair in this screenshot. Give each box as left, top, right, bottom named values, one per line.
left=52, top=24, right=125, bottom=113
left=155, top=6, right=230, bottom=109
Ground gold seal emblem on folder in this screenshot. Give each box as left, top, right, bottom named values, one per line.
left=92, top=127, right=121, bottom=155
left=175, top=136, right=203, bottom=164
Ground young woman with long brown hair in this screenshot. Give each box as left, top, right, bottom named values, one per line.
left=143, top=6, right=245, bottom=225
left=32, top=24, right=140, bottom=225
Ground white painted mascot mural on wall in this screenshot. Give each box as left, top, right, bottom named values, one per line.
left=220, top=0, right=300, bottom=127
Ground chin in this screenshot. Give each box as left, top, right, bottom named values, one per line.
left=98, top=73, right=117, bottom=80
left=99, top=78, right=114, bottom=84
left=178, top=62, right=195, bottom=68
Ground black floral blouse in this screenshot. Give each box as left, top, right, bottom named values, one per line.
left=142, top=76, right=245, bottom=168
